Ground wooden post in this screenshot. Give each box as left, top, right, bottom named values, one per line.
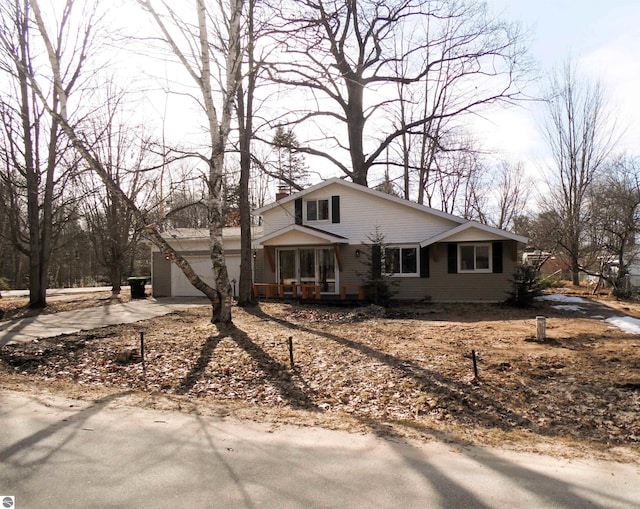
left=536, top=316, right=546, bottom=341
left=288, top=336, right=294, bottom=369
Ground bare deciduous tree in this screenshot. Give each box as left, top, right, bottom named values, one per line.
left=81, top=91, right=155, bottom=296
left=490, top=160, right=530, bottom=230
left=541, top=60, right=619, bottom=285
left=267, top=0, right=528, bottom=187
left=135, top=0, right=245, bottom=322
left=0, top=0, right=95, bottom=308
left=584, top=157, right=640, bottom=292
left=12, top=0, right=231, bottom=322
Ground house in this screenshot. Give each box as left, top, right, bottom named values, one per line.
left=150, top=227, right=262, bottom=297
left=252, top=178, right=528, bottom=302
left=522, top=251, right=570, bottom=278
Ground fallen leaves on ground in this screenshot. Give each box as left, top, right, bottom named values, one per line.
left=1, top=298, right=639, bottom=461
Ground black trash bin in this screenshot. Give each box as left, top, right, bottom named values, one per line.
left=128, top=277, right=148, bottom=299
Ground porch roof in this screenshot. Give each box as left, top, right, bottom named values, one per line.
left=257, top=224, right=348, bottom=246
left=419, top=221, right=528, bottom=247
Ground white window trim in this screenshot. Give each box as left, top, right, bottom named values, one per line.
left=384, top=245, right=419, bottom=277
left=458, top=243, right=492, bottom=273
left=304, top=198, right=330, bottom=223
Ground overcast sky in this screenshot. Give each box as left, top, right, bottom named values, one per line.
left=481, top=0, right=640, bottom=171
left=119, top=0, right=640, bottom=189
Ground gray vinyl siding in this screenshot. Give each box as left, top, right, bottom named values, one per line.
left=411, top=241, right=518, bottom=302
left=152, top=252, right=171, bottom=297
left=253, top=241, right=519, bottom=302
left=339, top=241, right=518, bottom=302
left=255, top=241, right=517, bottom=302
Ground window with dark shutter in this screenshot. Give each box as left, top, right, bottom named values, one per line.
left=447, top=243, right=457, bottom=274
left=492, top=241, right=503, bottom=273
left=294, top=198, right=302, bottom=225
left=331, top=195, right=340, bottom=223
left=420, top=246, right=430, bottom=278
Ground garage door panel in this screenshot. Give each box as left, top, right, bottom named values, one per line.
left=171, top=256, right=241, bottom=297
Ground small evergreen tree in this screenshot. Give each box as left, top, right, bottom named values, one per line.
left=359, top=227, right=396, bottom=306
left=507, top=264, right=544, bottom=307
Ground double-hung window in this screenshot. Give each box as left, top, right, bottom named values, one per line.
left=458, top=243, right=491, bottom=272
left=306, top=199, right=329, bottom=221
left=384, top=246, right=418, bottom=276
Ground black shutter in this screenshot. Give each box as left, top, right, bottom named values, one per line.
left=372, top=244, right=382, bottom=278
left=447, top=243, right=457, bottom=274
left=331, top=195, right=340, bottom=223
left=420, top=246, right=430, bottom=278
left=294, top=198, right=302, bottom=225
left=492, top=241, right=503, bottom=273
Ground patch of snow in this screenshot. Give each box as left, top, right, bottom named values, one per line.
left=606, top=316, right=640, bottom=334
left=551, top=305, right=585, bottom=312
left=536, top=294, right=591, bottom=304
left=591, top=315, right=605, bottom=320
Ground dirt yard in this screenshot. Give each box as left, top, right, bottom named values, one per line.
left=1, top=290, right=639, bottom=461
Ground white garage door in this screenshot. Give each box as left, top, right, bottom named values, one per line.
left=171, top=255, right=241, bottom=297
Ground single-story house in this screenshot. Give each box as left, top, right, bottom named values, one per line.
left=150, top=227, right=262, bottom=297
left=252, top=178, right=528, bottom=302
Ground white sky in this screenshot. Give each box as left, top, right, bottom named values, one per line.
left=113, top=0, right=640, bottom=194
left=480, top=0, right=640, bottom=170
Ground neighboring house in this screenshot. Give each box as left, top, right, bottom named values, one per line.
left=522, top=251, right=570, bottom=278
left=252, top=178, right=528, bottom=302
left=150, top=227, right=262, bottom=297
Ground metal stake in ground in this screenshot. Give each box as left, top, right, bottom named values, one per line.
left=472, top=350, right=479, bottom=379
left=288, top=336, right=294, bottom=369
left=140, top=331, right=146, bottom=386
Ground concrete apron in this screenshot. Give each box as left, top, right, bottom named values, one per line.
left=0, top=297, right=209, bottom=347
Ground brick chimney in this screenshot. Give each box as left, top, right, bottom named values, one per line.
left=275, top=184, right=289, bottom=201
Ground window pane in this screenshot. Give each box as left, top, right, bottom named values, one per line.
left=306, top=201, right=317, bottom=221
left=279, top=250, right=296, bottom=284
left=318, top=199, right=329, bottom=220
left=402, top=248, right=417, bottom=274
left=476, top=245, right=490, bottom=270
left=460, top=245, right=475, bottom=271
left=385, top=248, right=400, bottom=274
left=299, top=249, right=315, bottom=283
left=318, top=248, right=335, bottom=292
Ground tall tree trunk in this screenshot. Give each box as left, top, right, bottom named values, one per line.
left=16, top=0, right=45, bottom=308
left=236, top=0, right=256, bottom=307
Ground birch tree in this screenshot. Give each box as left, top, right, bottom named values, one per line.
left=9, top=0, right=232, bottom=323
left=135, top=0, right=245, bottom=322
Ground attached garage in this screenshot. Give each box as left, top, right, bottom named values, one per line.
left=170, top=254, right=241, bottom=297
left=150, top=227, right=261, bottom=298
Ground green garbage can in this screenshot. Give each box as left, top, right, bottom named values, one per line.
left=128, top=277, right=148, bottom=299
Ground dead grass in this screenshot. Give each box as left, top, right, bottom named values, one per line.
left=0, top=290, right=131, bottom=321
left=1, top=292, right=639, bottom=462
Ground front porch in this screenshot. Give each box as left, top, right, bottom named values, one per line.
left=252, top=282, right=365, bottom=302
